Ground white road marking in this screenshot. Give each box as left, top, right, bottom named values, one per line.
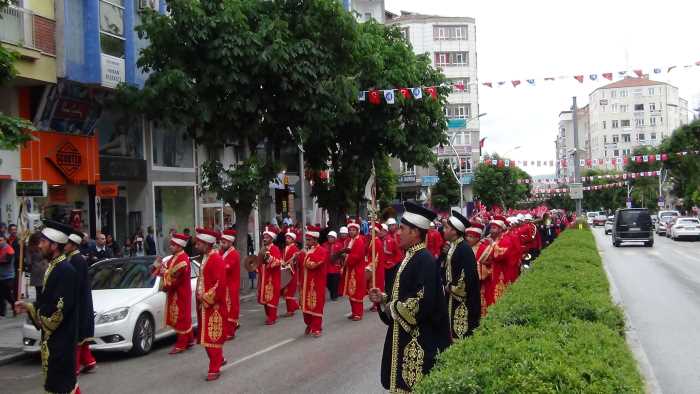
left=221, top=338, right=295, bottom=371
left=241, top=293, right=256, bottom=301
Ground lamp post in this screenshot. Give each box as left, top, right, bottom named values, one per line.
left=287, top=127, right=306, bottom=248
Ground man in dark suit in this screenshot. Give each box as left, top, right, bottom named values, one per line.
left=88, top=233, right=113, bottom=265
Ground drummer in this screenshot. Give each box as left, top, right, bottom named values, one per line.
left=258, top=227, right=283, bottom=325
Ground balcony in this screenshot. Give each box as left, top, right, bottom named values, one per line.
left=0, top=6, right=36, bottom=49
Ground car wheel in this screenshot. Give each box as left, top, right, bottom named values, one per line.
left=645, top=241, right=653, bottom=247
left=613, top=240, right=621, bottom=247
left=131, top=313, right=155, bottom=356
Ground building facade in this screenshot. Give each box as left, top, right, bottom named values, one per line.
left=386, top=12, right=480, bottom=209
left=588, top=77, right=689, bottom=168
left=555, top=106, right=590, bottom=178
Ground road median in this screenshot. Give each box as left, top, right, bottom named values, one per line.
left=416, top=228, right=644, bottom=394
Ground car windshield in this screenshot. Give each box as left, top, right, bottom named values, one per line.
left=678, top=219, right=699, bottom=224
left=619, top=211, right=651, bottom=226
left=90, top=258, right=156, bottom=290
left=587, top=213, right=597, bottom=218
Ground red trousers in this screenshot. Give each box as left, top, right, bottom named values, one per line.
left=75, top=343, right=96, bottom=373
left=282, top=281, right=299, bottom=314
left=265, top=305, right=277, bottom=322
left=303, top=313, right=322, bottom=332
left=350, top=300, right=363, bottom=318
left=205, top=347, right=224, bottom=374
left=226, top=320, right=238, bottom=339
left=175, top=330, right=194, bottom=350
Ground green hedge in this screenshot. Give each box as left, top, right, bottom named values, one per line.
left=416, top=229, right=644, bottom=394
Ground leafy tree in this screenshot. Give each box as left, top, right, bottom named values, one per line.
left=430, top=160, right=460, bottom=212
left=0, top=0, right=35, bottom=149
left=123, top=0, right=357, bottom=252
left=623, top=146, right=662, bottom=210
left=580, top=169, right=626, bottom=212
left=546, top=194, right=575, bottom=212
left=473, top=155, right=531, bottom=209
left=304, top=21, right=448, bottom=226
left=375, top=155, right=398, bottom=210
left=657, top=120, right=700, bottom=209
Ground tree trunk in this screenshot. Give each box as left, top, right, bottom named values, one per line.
left=327, top=208, right=346, bottom=229
left=234, top=204, right=253, bottom=257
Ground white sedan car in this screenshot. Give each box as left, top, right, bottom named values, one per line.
left=670, top=218, right=700, bottom=241
left=604, top=216, right=614, bottom=234
left=23, top=256, right=200, bottom=356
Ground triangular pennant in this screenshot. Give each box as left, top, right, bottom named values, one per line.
left=357, top=91, right=366, bottom=102
left=602, top=72, right=613, bottom=80
left=424, top=86, right=437, bottom=100
left=653, top=68, right=662, bottom=74
left=411, top=87, right=423, bottom=99
left=527, top=79, right=536, bottom=85
left=482, top=82, right=493, bottom=88
left=544, top=77, right=555, bottom=81
left=511, top=80, right=521, bottom=87
left=618, top=71, right=627, bottom=76
left=574, top=75, right=584, bottom=83
left=667, top=65, right=677, bottom=73
left=634, top=69, right=644, bottom=77
left=589, top=74, right=598, bottom=81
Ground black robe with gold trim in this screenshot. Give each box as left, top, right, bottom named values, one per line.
left=67, top=250, right=95, bottom=344
left=443, top=239, right=481, bottom=340
left=378, top=243, right=450, bottom=393
left=26, top=254, right=78, bottom=394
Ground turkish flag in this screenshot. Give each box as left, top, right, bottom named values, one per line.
left=602, top=73, right=613, bottom=80
left=574, top=75, right=584, bottom=83
left=635, top=156, right=643, bottom=163
left=623, top=157, right=629, bottom=165
left=649, top=155, right=656, bottom=163
left=424, top=86, right=437, bottom=100
left=399, top=88, right=411, bottom=99
left=661, top=153, right=668, bottom=161
left=368, top=90, right=381, bottom=105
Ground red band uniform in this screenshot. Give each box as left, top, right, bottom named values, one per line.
left=282, top=233, right=300, bottom=316
left=339, top=220, right=366, bottom=320
left=220, top=229, right=240, bottom=340
left=258, top=227, right=283, bottom=324
left=161, top=234, right=193, bottom=352
left=298, top=226, right=328, bottom=336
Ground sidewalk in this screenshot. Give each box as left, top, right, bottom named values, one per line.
left=0, top=313, right=29, bottom=366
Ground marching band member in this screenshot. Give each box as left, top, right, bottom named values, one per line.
left=281, top=231, right=300, bottom=317
left=339, top=219, right=367, bottom=321
left=258, top=227, right=283, bottom=325
left=298, top=225, right=328, bottom=337
left=158, top=232, right=194, bottom=354
left=220, top=229, right=241, bottom=340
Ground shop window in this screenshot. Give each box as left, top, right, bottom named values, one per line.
left=154, top=185, right=195, bottom=246
left=97, top=111, right=144, bottom=159
left=152, top=125, right=194, bottom=168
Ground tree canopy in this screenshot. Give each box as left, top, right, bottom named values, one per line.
left=657, top=120, right=700, bottom=209
left=430, top=160, right=460, bottom=212
left=580, top=168, right=626, bottom=211
left=473, top=155, right=531, bottom=209
left=623, top=145, right=662, bottom=210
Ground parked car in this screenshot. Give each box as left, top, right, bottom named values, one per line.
left=23, top=256, right=200, bottom=356
left=656, top=210, right=680, bottom=235
left=669, top=217, right=700, bottom=241
left=612, top=208, right=654, bottom=247
left=664, top=217, right=679, bottom=238
left=604, top=216, right=614, bottom=234
left=593, top=213, right=607, bottom=226
left=586, top=212, right=598, bottom=225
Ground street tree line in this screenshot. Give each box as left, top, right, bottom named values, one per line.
left=114, top=0, right=449, bottom=251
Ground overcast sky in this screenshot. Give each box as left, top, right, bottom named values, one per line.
left=385, top=0, right=700, bottom=176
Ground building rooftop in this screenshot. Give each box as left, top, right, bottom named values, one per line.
left=385, top=11, right=475, bottom=24
left=594, top=77, right=670, bottom=91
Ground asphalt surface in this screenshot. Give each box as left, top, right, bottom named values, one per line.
left=593, top=227, right=700, bottom=394
left=0, top=294, right=386, bottom=394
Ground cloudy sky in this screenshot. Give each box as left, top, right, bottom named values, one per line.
left=385, top=0, right=700, bottom=176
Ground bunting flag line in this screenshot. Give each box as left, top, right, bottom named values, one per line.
left=518, top=170, right=662, bottom=185
left=532, top=181, right=628, bottom=196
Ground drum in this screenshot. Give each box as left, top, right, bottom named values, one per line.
left=280, top=266, right=294, bottom=289
left=244, top=255, right=261, bottom=272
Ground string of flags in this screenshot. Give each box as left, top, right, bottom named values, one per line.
left=480, top=60, right=700, bottom=89
left=533, top=181, right=628, bottom=196
left=519, top=170, right=662, bottom=185
left=480, top=158, right=556, bottom=168
left=358, top=60, right=700, bottom=103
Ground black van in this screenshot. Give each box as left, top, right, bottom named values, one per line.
left=612, top=208, right=654, bottom=247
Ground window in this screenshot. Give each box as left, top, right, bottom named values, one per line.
left=97, top=110, right=144, bottom=159
left=612, top=104, right=618, bottom=112
left=612, top=120, right=619, bottom=128
left=445, top=104, right=471, bottom=119
left=635, top=118, right=645, bottom=127
left=638, top=133, right=645, bottom=141
left=658, top=103, right=663, bottom=110
left=610, top=90, right=617, bottom=98
left=400, top=161, right=416, bottom=175
left=648, top=88, right=655, bottom=96
left=622, top=134, right=631, bottom=142
left=152, top=125, right=194, bottom=168
left=651, top=132, right=657, bottom=140
left=650, top=117, right=657, bottom=125
left=448, top=78, right=470, bottom=93
left=433, top=25, right=468, bottom=40
left=603, top=135, right=607, bottom=143
left=99, top=0, right=125, bottom=58
left=155, top=186, right=195, bottom=246
left=363, top=12, right=372, bottom=21
left=619, top=89, right=628, bottom=97
left=634, top=104, right=644, bottom=111
left=621, top=119, right=631, bottom=127
left=602, top=121, right=607, bottom=129
left=620, top=104, right=628, bottom=112
left=612, top=134, right=619, bottom=143
left=649, top=102, right=656, bottom=112
left=400, top=27, right=409, bottom=41
left=623, top=148, right=631, bottom=156
left=614, top=149, right=619, bottom=157
left=434, top=51, right=469, bottom=67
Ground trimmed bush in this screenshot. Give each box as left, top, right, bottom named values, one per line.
left=416, top=229, right=644, bottom=394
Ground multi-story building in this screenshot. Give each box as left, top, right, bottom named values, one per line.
left=386, top=11, right=480, bottom=210
left=0, top=0, right=58, bottom=227
left=348, top=0, right=385, bottom=23
left=555, top=106, right=590, bottom=178
left=588, top=77, right=689, bottom=168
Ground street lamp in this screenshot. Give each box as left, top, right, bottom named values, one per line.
left=287, top=127, right=306, bottom=248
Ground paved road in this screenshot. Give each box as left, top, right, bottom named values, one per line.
left=593, top=227, right=700, bottom=394
left=0, top=295, right=386, bottom=394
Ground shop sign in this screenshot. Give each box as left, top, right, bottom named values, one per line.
left=53, top=142, right=82, bottom=177
left=101, top=54, right=125, bottom=88
left=399, top=174, right=416, bottom=184
left=96, top=183, right=119, bottom=198
left=421, top=176, right=439, bottom=187
left=16, top=181, right=47, bottom=197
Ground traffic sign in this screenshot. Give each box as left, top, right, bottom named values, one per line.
left=569, top=183, right=583, bottom=199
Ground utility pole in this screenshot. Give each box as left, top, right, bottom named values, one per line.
left=298, top=141, right=306, bottom=248
left=572, top=96, right=582, bottom=215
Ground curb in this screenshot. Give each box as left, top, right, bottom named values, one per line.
left=595, top=235, right=663, bottom=394
left=0, top=350, right=31, bottom=367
